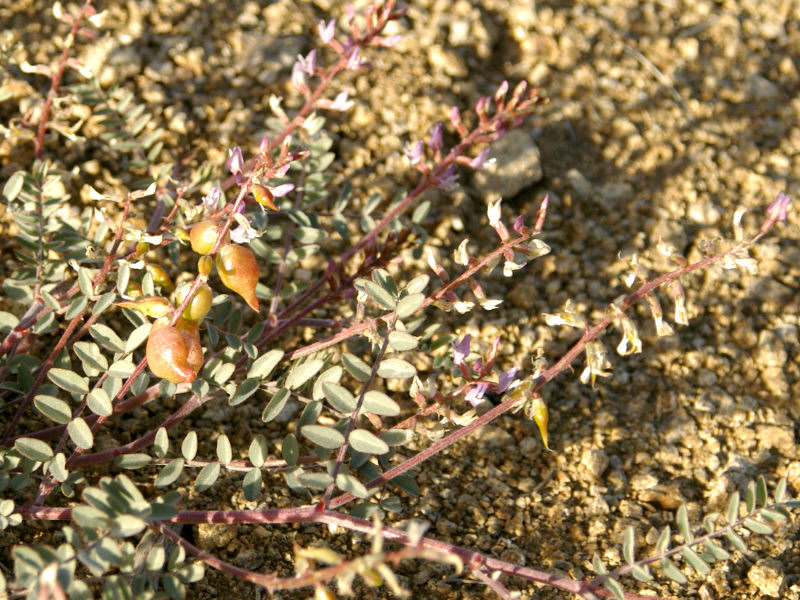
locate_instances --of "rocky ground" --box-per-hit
[1,0,799,598]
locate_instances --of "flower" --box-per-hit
[318,19,336,44]
[762,191,790,232]
[452,334,471,365]
[464,383,488,407]
[428,123,443,153]
[496,367,519,393]
[202,185,222,213]
[226,146,244,175]
[404,141,423,165]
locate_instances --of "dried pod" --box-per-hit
[216,244,260,311]
[146,317,204,383]
[189,220,222,255]
[175,284,213,323]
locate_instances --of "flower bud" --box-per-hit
[146,317,203,383]
[189,220,222,255]
[215,244,260,311]
[175,284,213,323]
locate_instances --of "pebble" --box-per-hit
[472,129,543,201]
[748,74,781,101]
[748,559,785,597]
[566,168,592,198]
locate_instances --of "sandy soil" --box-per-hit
[1,1,799,599]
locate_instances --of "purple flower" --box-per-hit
[346,46,363,70]
[329,90,354,111]
[291,62,309,94]
[318,19,336,44]
[428,123,443,153]
[404,141,424,166]
[226,146,244,175]
[437,165,459,191]
[496,367,519,393]
[450,106,461,127]
[469,148,490,170]
[259,136,270,155]
[295,50,316,76]
[767,192,790,222]
[452,334,471,365]
[202,186,222,213]
[464,383,488,407]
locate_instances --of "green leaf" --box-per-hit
[242,468,262,501]
[285,358,324,390]
[703,540,730,560]
[89,323,126,353]
[65,296,88,320]
[349,429,389,455]
[247,349,283,379]
[404,274,429,294]
[755,475,768,507]
[248,435,268,468]
[380,429,413,446]
[682,546,710,574]
[47,368,89,395]
[67,418,94,449]
[216,435,232,465]
[115,454,152,469]
[660,558,687,584]
[622,526,635,564]
[322,382,356,414]
[146,546,166,572]
[759,507,788,523]
[656,525,671,553]
[153,427,169,458]
[2,171,24,201]
[93,292,117,316]
[262,388,291,422]
[108,358,136,378]
[727,491,740,524]
[86,388,113,417]
[125,323,151,353]
[181,432,198,461]
[111,515,146,538]
[296,471,333,490]
[302,425,345,449]
[34,394,72,424]
[743,517,772,535]
[387,330,418,351]
[342,353,371,382]
[359,280,396,310]
[163,573,185,600]
[48,453,69,482]
[376,358,415,379]
[390,474,419,497]
[78,268,95,297]
[676,504,693,542]
[74,341,108,373]
[604,577,625,600]
[15,437,54,462]
[725,529,750,554]
[336,473,369,499]
[775,477,787,503]
[395,293,425,319]
[72,505,110,530]
[282,434,299,466]
[745,480,756,512]
[229,377,260,406]
[631,565,652,582]
[155,459,184,487]
[117,262,131,295]
[362,390,400,416]
[313,365,343,401]
[194,462,220,492]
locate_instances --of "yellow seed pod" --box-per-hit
[146,264,174,291]
[175,283,213,323]
[175,227,190,243]
[197,255,212,277]
[135,241,149,258]
[116,296,173,318]
[253,184,277,210]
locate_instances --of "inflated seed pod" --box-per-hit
[146,317,204,383]
[215,244,260,311]
[189,220,222,255]
[174,284,213,323]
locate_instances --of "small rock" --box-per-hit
[427,46,468,77]
[580,449,609,479]
[748,74,781,101]
[472,129,543,201]
[748,558,785,597]
[566,168,592,198]
[756,425,795,454]
[687,200,721,225]
[597,182,633,206]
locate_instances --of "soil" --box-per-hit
[1,1,799,599]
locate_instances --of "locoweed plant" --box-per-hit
[0,1,795,599]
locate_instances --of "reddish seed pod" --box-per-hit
[146,317,204,383]
[216,244,260,311]
[189,220,221,255]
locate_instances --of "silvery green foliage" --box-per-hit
[0,2,794,599]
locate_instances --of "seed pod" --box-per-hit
[189,220,222,255]
[116,296,172,318]
[216,244,260,311]
[146,264,174,291]
[253,184,277,210]
[174,284,213,323]
[146,317,204,383]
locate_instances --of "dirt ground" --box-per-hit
[1,0,799,599]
